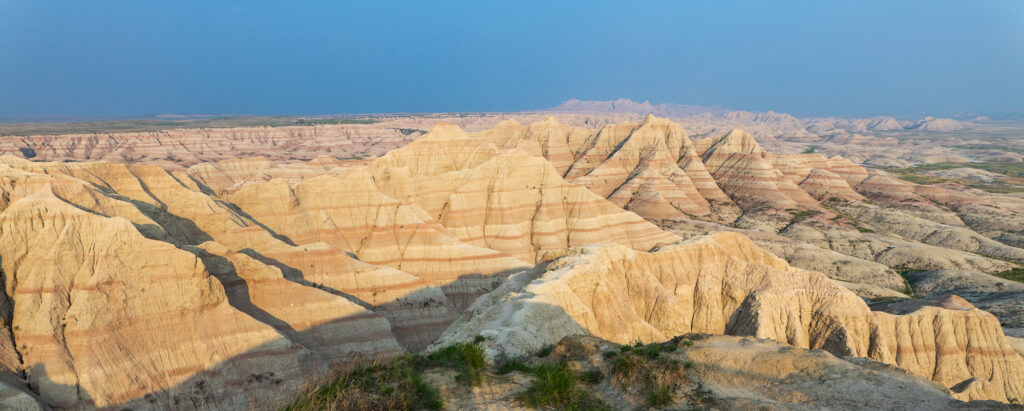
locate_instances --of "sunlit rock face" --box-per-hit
[0,121,683,408]
[0,115,1022,408]
[437,232,1024,404]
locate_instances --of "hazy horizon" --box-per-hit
[2,1,1022,119]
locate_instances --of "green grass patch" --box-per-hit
[609,339,692,378]
[879,162,1024,194]
[634,342,678,359]
[994,267,1024,283]
[613,354,640,378]
[516,363,610,410]
[788,209,822,224]
[282,355,443,411]
[535,344,555,358]
[601,338,698,408]
[647,384,675,407]
[672,336,695,348]
[956,144,1024,154]
[901,161,1024,177]
[422,341,486,386]
[282,339,488,410]
[895,267,925,297]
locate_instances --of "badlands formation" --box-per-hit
[0,113,1022,409]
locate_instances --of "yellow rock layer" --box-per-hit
[441,232,1024,404]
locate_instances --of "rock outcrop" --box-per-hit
[366,124,680,262]
[2,114,1023,409]
[4,156,457,350]
[912,117,965,132]
[680,335,1006,410]
[403,334,1007,410]
[0,122,691,408]
[698,129,821,211]
[0,160,408,408]
[476,115,737,222]
[0,190,366,408]
[438,232,1024,404]
[185,155,358,194]
[224,168,531,312]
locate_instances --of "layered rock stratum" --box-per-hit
[0,114,1022,409]
[0,122,680,408]
[437,232,1024,404]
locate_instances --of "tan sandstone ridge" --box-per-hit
[1,116,1022,408]
[220,123,682,263]
[0,161,411,408]
[0,159,409,409]
[2,155,457,349]
[474,115,738,222]
[0,122,685,408]
[169,119,1023,289]
[362,123,680,262]
[468,117,1024,286]
[472,115,881,225]
[185,155,361,194]
[437,232,1024,404]
[223,169,530,312]
[0,124,418,166]
[222,124,679,306]
[113,120,1024,280]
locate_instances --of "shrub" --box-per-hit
[536,344,555,358]
[647,384,674,407]
[613,354,639,378]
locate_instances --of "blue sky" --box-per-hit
[1,1,1022,118]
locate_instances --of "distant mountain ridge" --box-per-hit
[542,98,733,117]
[539,98,972,133]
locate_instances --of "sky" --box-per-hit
[1,1,1022,118]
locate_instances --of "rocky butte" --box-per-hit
[0,115,1022,409]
